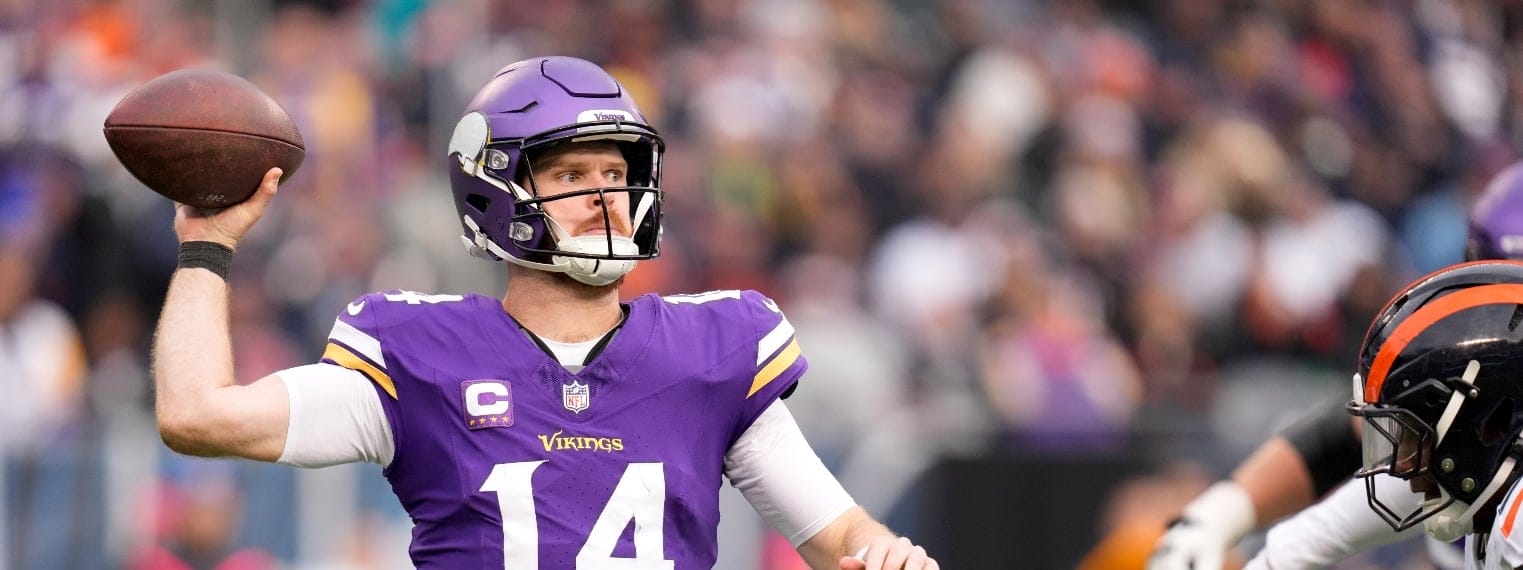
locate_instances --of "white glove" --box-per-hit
[1149,481,1256,570]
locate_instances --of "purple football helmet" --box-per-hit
[447,56,663,285]
[1467,162,1523,262]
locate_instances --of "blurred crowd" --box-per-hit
[3,0,1521,568]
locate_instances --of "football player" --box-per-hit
[1149,161,1523,569]
[1348,259,1523,569]
[152,56,937,570]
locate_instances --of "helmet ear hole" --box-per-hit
[1480,396,1517,446]
[466,194,491,213]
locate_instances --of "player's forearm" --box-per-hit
[1233,436,1316,525]
[152,266,239,455]
[798,506,887,568]
[838,508,894,558]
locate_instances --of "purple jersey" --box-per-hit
[317,289,805,569]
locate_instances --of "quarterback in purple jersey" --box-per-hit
[152,56,938,569]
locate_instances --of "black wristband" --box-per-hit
[178,241,234,280]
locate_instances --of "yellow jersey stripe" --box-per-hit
[749,338,800,398]
[323,343,398,400]
[756,317,796,366]
[330,319,386,367]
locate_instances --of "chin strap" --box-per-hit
[1426,455,1518,542]
[555,235,638,286]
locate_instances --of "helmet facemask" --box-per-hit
[1350,359,1522,541]
[1349,383,1457,536]
[449,110,665,286]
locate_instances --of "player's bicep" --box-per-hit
[275,363,395,468]
[193,372,293,462]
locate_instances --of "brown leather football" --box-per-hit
[103,69,304,208]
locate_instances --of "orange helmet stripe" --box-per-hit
[1364,283,1523,403]
[1359,261,1502,352]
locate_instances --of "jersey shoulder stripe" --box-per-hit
[744,291,804,399]
[653,289,807,399]
[750,338,800,398]
[329,318,387,367]
[322,342,397,399]
[323,293,397,400]
[756,313,796,366]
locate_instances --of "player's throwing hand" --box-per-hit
[173,167,283,250]
[840,536,940,570]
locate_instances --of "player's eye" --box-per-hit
[605,170,623,184]
[556,172,581,185]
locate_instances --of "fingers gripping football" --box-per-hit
[173,167,283,249]
[839,536,939,570]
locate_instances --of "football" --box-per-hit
[104,68,304,208]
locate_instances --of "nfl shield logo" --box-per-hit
[562,381,590,413]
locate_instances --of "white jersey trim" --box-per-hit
[725,400,856,546]
[275,363,395,468]
[756,318,796,366]
[329,318,386,367]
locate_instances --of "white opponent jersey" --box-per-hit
[1473,478,1523,569]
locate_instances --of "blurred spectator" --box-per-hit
[0,244,89,569]
[1,0,1520,567]
[126,466,276,570]
[976,223,1142,454]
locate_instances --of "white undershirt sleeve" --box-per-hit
[1245,473,1423,569]
[725,400,856,547]
[275,363,396,468]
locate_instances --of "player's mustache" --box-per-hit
[576,218,632,237]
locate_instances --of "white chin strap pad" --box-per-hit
[1423,497,1474,542]
[554,235,639,286]
[1423,455,1519,542]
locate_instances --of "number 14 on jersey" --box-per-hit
[480,461,674,569]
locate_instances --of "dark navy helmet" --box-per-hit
[1349,260,1523,541]
[447,56,663,285]
[1466,162,1523,261]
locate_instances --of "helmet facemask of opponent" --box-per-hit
[1348,262,1523,542]
[1349,363,1518,541]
